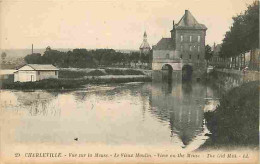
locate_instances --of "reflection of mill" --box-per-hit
[16,92,59,116]
[150,81,206,148]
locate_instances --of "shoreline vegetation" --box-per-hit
[1,68,152,90]
[59,68,147,78]
[199,71,259,150]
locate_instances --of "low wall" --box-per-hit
[216,68,259,82]
[209,69,259,91]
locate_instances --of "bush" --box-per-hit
[1,79,84,89]
[204,81,259,146]
[86,70,106,76]
[1,76,151,90]
[105,68,144,75]
[59,70,88,78]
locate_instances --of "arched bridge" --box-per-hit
[152,59,206,82]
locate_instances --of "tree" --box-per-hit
[205,45,213,61]
[24,53,42,64]
[22,47,137,68]
[46,46,51,52]
[1,52,7,63]
[219,1,259,58]
[140,53,146,64]
[129,52,140,67]
[43,49,65,66]
[93,49,103,66]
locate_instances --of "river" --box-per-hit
[0,81,221,152]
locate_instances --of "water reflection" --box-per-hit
[1,91,60,116]
[149,81,212,148]
[1,82,220,150]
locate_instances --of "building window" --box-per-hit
[190,36,192,42]
[198,54,200,59]
[55,71,58,75]
[189,46,192,51]
[198,36,201,42]
[198,46,200,52]
[181,45,183,52]
[189,54,191,59]
[166,54,169,59]
[180,54,182,59]
[181,35,183,42]
[38,71,40,75]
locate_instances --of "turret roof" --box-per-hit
[175,10,207,30]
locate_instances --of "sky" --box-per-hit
[0,0,256,50]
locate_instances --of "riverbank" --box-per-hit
[58,68,150,78]
[199,81,259,150]
[202,68,259,91]
[1,75,151,90]
[0,68,152,90]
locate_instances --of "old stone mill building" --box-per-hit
[152,10,207,81]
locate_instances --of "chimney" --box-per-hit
[185,10,188,15]
[184,10,188,24]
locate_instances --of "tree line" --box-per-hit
[24,46,152,68]
[219,1,259,58]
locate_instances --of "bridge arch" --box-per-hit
[182,65,193,81]
[162,64,173,82]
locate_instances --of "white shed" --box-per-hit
[14,64,59,82]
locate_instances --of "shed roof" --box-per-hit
[18,64,59,71]
[152,38,175,50]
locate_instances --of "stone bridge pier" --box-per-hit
[152,61,206,82]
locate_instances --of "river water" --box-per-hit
[0,81,221,152]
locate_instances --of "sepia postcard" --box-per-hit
[0,0,259,163]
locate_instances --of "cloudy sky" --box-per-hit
[0,0,255,50]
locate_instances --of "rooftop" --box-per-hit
[174,10,207,30]
[152,38,175,50]
[140,42,151,49]
[18,64,59,71]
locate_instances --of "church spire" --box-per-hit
[139,31,151,54]
[143,31,147,42]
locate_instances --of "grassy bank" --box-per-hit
[58,68,145,78]
[1,76,151,90]
[201,81,259,149]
